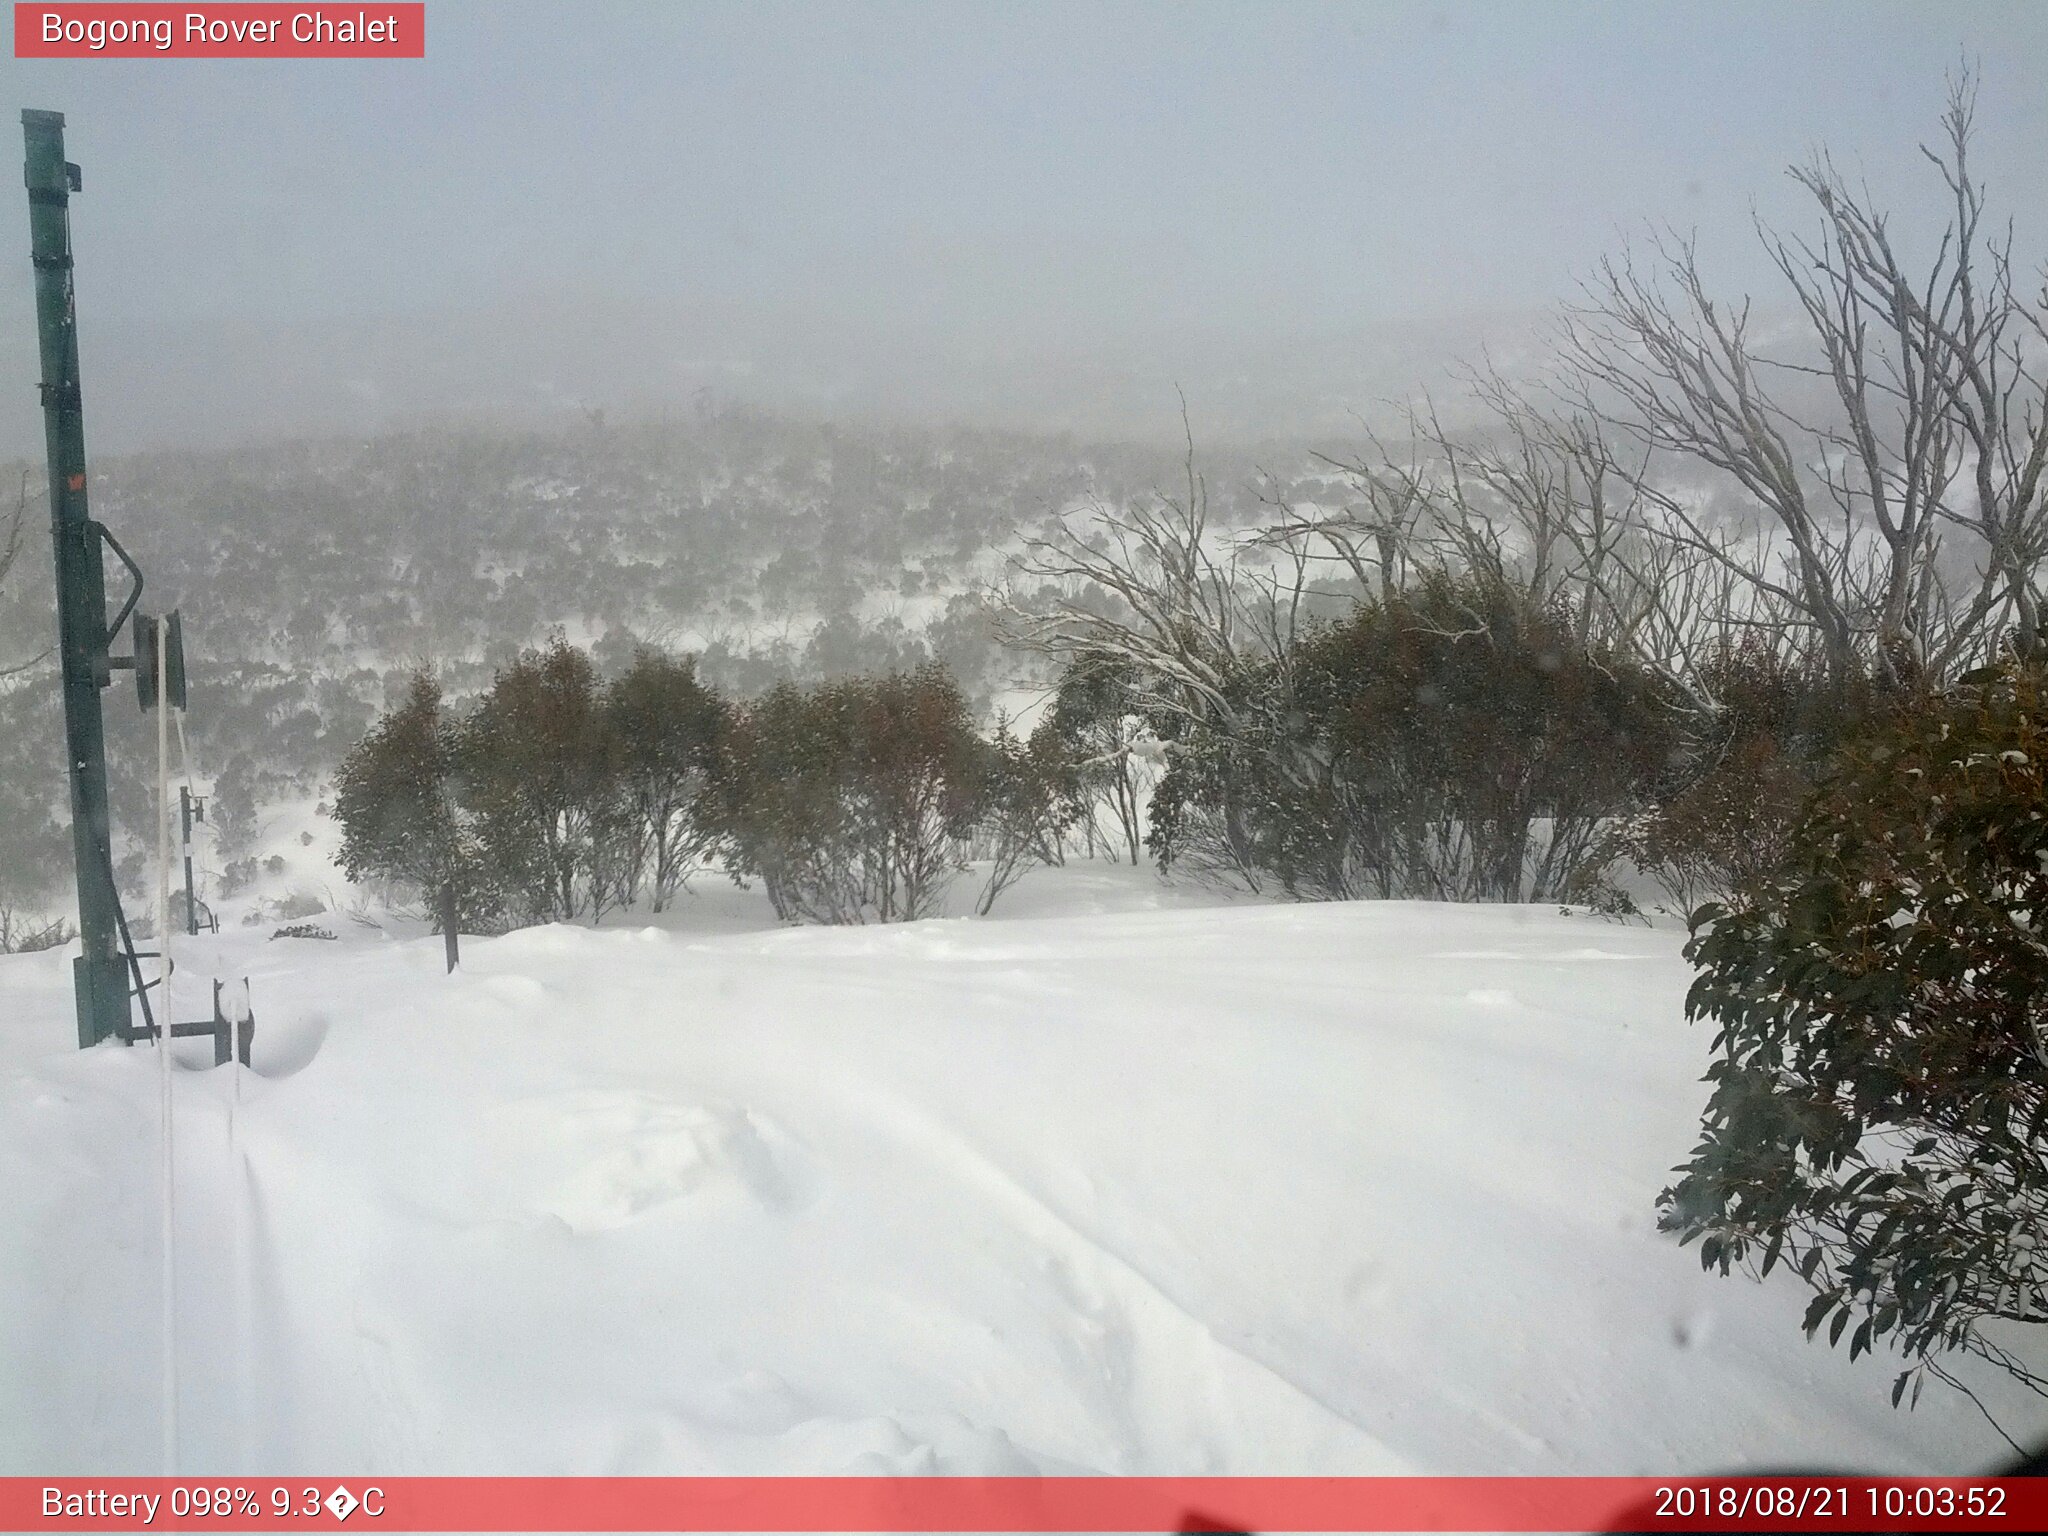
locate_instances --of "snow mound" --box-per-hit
[459,1092,815,1234]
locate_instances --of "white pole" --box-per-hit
[156,616,177,1474]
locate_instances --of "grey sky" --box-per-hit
[4,0,2046,450]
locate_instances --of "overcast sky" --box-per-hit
[4,0,2046,450]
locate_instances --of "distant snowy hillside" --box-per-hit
[4,866,2044,1478]
[0,410,1328,917]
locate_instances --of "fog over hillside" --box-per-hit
[0,295,1546,458]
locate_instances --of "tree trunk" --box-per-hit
[440,878,460,973]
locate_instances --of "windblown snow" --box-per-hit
[4,866,2045,1478]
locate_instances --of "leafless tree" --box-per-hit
[2,470,51,682]
[0,900,73,955]
[1562,71,2048,686]
[1256,376,1768,717]
[992,409,1326,888]
[995,408,1310,738]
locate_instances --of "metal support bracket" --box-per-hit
[116,978,254,1068]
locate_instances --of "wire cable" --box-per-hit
[155,616,177,1475]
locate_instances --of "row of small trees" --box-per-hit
[334,641,713,955]
[333,639,1081,954]
[706,667,1068,924]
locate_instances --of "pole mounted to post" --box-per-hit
[22,111,249,1065]
[180,786,201,936]
[23,108,128,1049]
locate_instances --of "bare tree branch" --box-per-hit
[1560,67,2046,685]
[1,470,53,682]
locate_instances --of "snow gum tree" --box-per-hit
[1147,571,1676,901]
[332,671,492,969]
[1564,72,2048,688]
[1581,642,1887,914]
[604,648,729,913]
[1038,651,1151,864]
[704,664,998,924]
[967,714,1075,915]
[460,634,618,924]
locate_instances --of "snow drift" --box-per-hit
[3,866,2044,1478]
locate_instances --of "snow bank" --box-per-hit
[4,866,2044,1477]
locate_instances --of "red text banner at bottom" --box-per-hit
[7,1477,2041,1533]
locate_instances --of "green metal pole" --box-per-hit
[23,109,128,1049]
[181,785,197,936]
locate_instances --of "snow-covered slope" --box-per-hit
[3,866,2044,1478]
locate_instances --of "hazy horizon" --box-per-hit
[5,0,2047,454]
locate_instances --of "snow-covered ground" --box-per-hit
[3,864,2045,1480]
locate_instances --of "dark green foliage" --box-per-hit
[1587,643,1884,913]
[334,643,1056,931]
[337,641,722,932]
[1149,575,1676,901]
[1661,662,2048,1400]
[704,664,988,923]
[1038,652,1148,863]
[459,635,614,924]
[603,648,729,912]
[968,715,1077,914]
[332,671,497,939]
[703,678,848,922]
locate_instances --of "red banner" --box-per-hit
[13,5,424,57]
[1,1476,2039,1532]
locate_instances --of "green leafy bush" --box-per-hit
[336,646,1056,931]
[460,635,614,923]
[1662,662,2048,1405]
[966,715,1075,913]
[603,648,730,912]
[1038,651,1149,863]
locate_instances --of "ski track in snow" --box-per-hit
[5,864,2048,1478]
